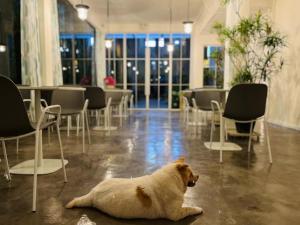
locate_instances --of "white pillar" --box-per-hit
[95,29,106,87]
[38,0,62,86]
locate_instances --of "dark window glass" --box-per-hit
[126,37,135,58]
[160,38,169,58]
[115,60,123,84]
[149,85,158,108]
[159,86,168,108]
[173,38,181,58]
[76,60,92,85]
[137,60,145,83]
[0,0,21,84]
[62,60,73,84]
[60,38,72,58]
[150,38,158,58]
[172,60,180,84]
[115,38,123,58]
[182,60,190,84]
[182,38,190,58]
[159,60,169,84]
[150,60,158,84]
[137,38,145,58]
[172,85,180,108]
[127,60,136,84]
[137,85,146,108]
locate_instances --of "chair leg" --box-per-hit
[85,111,91,144]
[81,112,85,153]
[219,117,225,163]
[56,123,67,182]
[47,127,51,145]
[209,116,215,150]
[32,131,40,212]
[248,121,254,152]
[67,116,71,137]
[76,115,80,136]
[2,140,11,181]
[16,138,19,154]
[264,121,273,164]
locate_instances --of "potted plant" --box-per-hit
[204,68,216,86]
[213,5,286,133]
[104,75,116,89]
[210,48,225,89]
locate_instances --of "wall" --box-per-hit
[267,0,300,129]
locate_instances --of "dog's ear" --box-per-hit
[174,156,185,164]
[176,163,189,186]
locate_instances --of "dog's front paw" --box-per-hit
[193,207,203,215]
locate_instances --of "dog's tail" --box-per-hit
[66,193,92,209]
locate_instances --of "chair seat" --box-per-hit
[47,109,82,116]
[0,127,35,138]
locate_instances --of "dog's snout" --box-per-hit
[194,175,199,181]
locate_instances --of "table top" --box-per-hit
[181,88,229,93]
[104,88,132,93]
[17,86,86,91]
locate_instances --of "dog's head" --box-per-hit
[175,157,199,188]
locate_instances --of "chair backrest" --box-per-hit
[193,90,226,111]
[51,89,85,111]
[106,91,124,105]
[19,88,31,110]
[0,76,33,137]
[223,83,268,121]
[84,86,106,109]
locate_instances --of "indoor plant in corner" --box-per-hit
[213,6,286,133]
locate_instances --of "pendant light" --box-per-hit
[76,0,89,21]
[167,0,174,53]
[183,0,193,34]
[105,0,113,49]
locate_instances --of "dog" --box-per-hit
[66,158,203,221]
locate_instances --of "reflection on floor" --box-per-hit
[0,111,300,225]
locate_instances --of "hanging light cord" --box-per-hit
[187,0,190,21]
[107,0,110,33]
[169,0,173,34]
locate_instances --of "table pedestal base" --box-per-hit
[9,159,68,175]
[204,142,242,151]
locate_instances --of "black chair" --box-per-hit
[50,89,90,153]
[0,76,67,211]
[84,86,110,127]
[208,83,272,163]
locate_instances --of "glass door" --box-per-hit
[125,34,146,108]
[149,34,170,109]
[105,33,191,109]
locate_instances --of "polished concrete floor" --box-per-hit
[0,111,300,225]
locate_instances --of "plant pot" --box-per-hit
[105,85,115,89]
[235,122,256,134]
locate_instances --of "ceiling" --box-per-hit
[67,0,206,26]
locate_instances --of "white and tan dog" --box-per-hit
[66,158,202,221]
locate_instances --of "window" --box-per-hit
[0,0,21,83]
[171,34,190,108]
[203,46,224,88]
[106,33,125,88]
[58,0,96,85]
